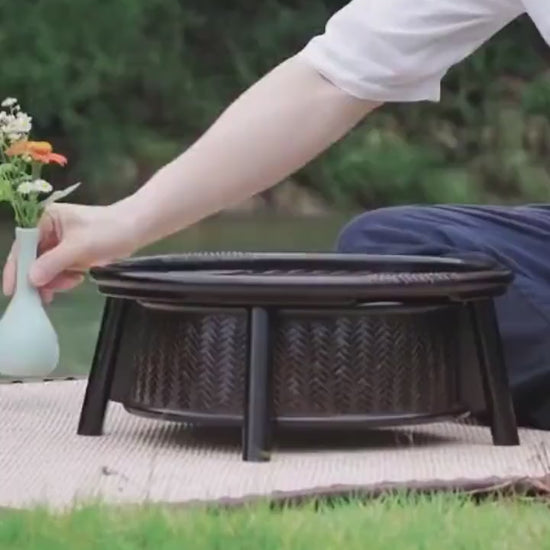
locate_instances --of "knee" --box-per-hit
[336,206,424,253]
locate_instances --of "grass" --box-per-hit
[0,494,549,550]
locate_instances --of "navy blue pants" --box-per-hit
[337,204,550,429]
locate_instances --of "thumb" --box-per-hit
[30,241,82,288]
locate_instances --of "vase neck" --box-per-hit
[15,227,39,294]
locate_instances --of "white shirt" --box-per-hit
[299,0,549,102]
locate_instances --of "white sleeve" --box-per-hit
[299,0,523,102]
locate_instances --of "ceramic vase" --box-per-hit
[0,227,59,377]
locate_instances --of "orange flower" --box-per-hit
[6,140,68,166]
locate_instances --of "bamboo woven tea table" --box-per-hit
[78,252,519,462]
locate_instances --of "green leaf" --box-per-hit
[0,177,13,203]
[40,182,81,207]
[0,164,15,177]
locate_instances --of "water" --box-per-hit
[0,213,352,377]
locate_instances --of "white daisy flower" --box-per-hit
[1,112,32,141]
[17,179,52,195]
[0,113,14,129]
[1,97,18,108]
[32,179,53,193]
[17,181,35,195]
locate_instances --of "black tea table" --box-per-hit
[78,253,519,462]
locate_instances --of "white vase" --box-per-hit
[0,227,59,377]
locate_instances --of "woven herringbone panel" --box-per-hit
[272,308,460,415]
[122,304,248,415]
[117,301,462,419]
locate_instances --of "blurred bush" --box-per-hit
[0,0,548,208]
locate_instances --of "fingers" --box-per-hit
[3,209,59,296]
[4,242,84,299]
[41,289,54,304]
[29,241,83,288]
[39,272,85,304]
[2,242,16,296]
[37,210,60,257]
[4,243,85,301]
[44,271,85,292]
[3,205,91,301]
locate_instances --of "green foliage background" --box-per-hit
[0,0,548,208]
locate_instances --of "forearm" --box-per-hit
[115,55,379,249]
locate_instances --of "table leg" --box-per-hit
[78,298,127,436]
[243,306,273,462]
[469,299,519,445]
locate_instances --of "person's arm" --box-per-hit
[3,54,377,296]
[113,56,379,249]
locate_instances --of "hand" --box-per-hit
[2,203,137,303]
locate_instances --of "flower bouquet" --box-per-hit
[0,97,80,377]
